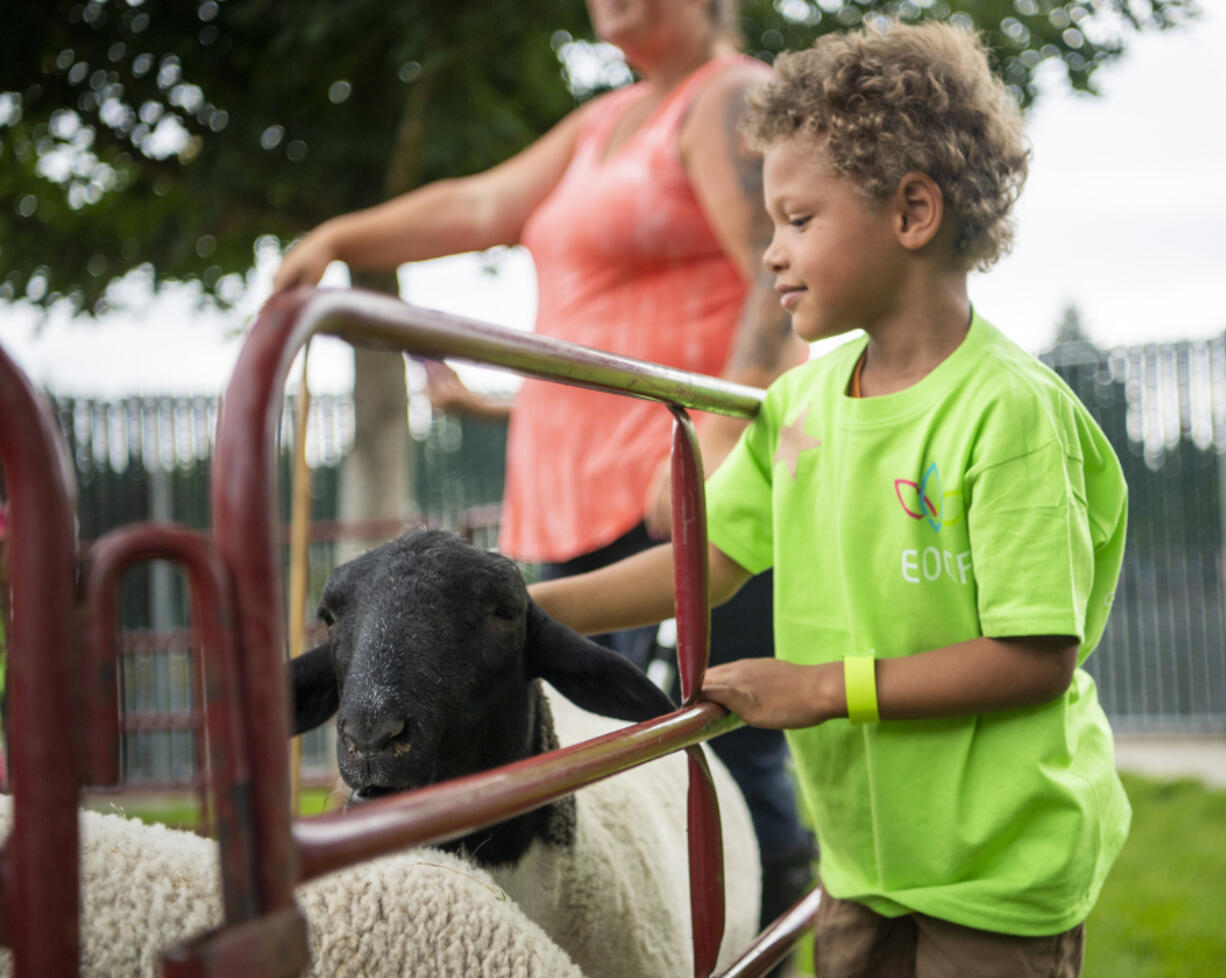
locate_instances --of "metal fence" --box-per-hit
[1045,335,1226,732]
[4,334,1223,790]
[42,391,507,786]
[1,297,781,978]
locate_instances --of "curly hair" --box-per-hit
[744,19,1029,270]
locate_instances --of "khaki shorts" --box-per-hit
[813,889,1085,978]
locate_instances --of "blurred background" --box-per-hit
[1,4,1223,972]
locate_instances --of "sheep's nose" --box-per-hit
[339,713,409,756]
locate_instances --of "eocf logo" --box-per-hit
[894,462,964,533]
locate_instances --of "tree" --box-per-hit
[0,1,590,312]
[736,1,1195,105]
[1054,302,1093,346]
[0,0,1196,527]
[1,0,587,531]
[1,0,1197,315]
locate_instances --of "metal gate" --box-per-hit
[1047,336,1226,732]
[0,290,816,978]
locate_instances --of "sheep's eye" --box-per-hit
[318,605,335,627]
[488,601,518,622]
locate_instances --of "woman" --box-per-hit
[272,0,814,932]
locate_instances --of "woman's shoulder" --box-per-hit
[710,53,773,84]
[687,54,772,114]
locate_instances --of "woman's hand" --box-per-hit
[423,360,477,413]
[422,360,513,420]
[701,659,844,729]
[271,226,341,293]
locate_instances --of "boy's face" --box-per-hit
[761,136,902,343]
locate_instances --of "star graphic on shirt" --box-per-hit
[774,406,822,481]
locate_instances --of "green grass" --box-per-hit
[85,786,338,830]
[1083,773,1226,978]
[89,774,1226,977]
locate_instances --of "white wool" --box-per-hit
[297,849,581,977]
[490,687,760,978]
[0,692,759,978]
[0,794,582,978]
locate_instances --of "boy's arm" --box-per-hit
[702,635,1078,729]
[528,543,753,636]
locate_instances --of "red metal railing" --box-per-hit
[197,285,772,976]
[0,342,83,976]
[83,523,260,920]
[78,506,501,800]
[1,288,821,978]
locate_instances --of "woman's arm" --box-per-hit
[701,635,1080,729]
[272,107,586,292]
[682,64,808,387]
[644,66,807,535]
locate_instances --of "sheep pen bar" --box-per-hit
[0,287,824,978]
[293,700,742,881]
[0,337,81,977]
[215,286,815,978]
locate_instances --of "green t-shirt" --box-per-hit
[706,312,1131,936]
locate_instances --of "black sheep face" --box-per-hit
[296,531,533,802]
[290,530,675,808]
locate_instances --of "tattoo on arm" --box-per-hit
[723,87,771,250]
[721,85,795,376]
[728,275,795,374]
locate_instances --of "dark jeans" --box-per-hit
[539,523,813,866]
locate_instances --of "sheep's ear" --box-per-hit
[523,602,675,722]
[289,641,339,735]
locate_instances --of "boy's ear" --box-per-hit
[288,641,339,735]
[523,602,676,722]
[894,172,944,251]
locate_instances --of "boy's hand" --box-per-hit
[701,659,844,729]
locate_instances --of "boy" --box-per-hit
[531,19,1129,978]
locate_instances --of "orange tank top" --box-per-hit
[502,55,768,562]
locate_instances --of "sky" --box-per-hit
[2,7,1224,399]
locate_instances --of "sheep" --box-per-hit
[0,794,584,978]
[290,529,761,978]
[0,530,758,977]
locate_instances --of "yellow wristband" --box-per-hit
[844,656,879,725]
